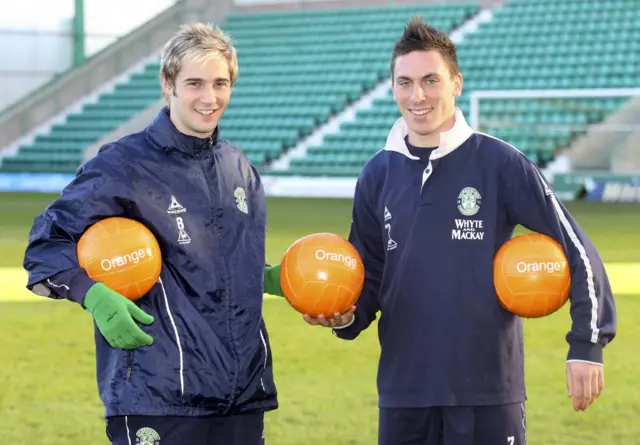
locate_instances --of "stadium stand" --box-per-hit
[0,0,636,178]
[0,2,479,174]
[278,0,638,177]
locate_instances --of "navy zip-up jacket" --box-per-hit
[334,108,617,408]
[23,107,278,418]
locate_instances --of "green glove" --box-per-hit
[84,282,155,350]
[264,264,284,297]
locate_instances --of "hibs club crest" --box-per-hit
[136,427,161,445]
[457,187,482,216]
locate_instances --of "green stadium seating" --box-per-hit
[0,2,479,174]
[3,0,635,177]
[279,0,638,177]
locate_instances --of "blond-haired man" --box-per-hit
[23,23,282,444]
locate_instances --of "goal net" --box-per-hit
[468,88,640,174]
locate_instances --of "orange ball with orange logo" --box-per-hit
[280,233,364,318]
[77,217,162,301]
[494,233,571,318]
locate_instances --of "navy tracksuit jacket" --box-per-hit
[334,107,617,409]
[23,108,278,419]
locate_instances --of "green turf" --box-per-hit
[0,192,638,444]
[3,192,640,267]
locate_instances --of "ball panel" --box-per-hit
[282,240,310,307]
[286,280,328,317]
[335,284,359,312]
[314,281,341,317]
[281,240,307,306]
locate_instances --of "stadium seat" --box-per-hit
[278,0,638,177]
[0,2,479,174]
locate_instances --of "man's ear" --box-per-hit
[161,73,174,97]
[454,72,463,97]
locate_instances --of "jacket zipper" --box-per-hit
[198,145,241,403]
[126,351,134,381]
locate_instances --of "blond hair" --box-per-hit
[160,23,239,90]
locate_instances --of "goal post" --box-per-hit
[469,88,640,131]
[467,88,640,175]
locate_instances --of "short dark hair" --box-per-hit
[390,16,460,78]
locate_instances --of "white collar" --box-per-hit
[383,107,474,161]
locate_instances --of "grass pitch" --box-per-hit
[0,192,639,444]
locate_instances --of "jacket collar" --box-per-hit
[146,106,219,156]
[383,107,474,160]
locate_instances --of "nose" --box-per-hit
[200,85,215,104]
[411,85,426,103]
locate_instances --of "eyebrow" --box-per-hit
[183,77,230,83]
[396,73,441,81]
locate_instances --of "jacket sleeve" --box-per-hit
[333,172,384,340]
[23,156,126,306]
[502,152,616,365]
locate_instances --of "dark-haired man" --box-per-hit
[304,16,617,445]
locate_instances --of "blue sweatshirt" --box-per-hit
[334,107,617,408]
